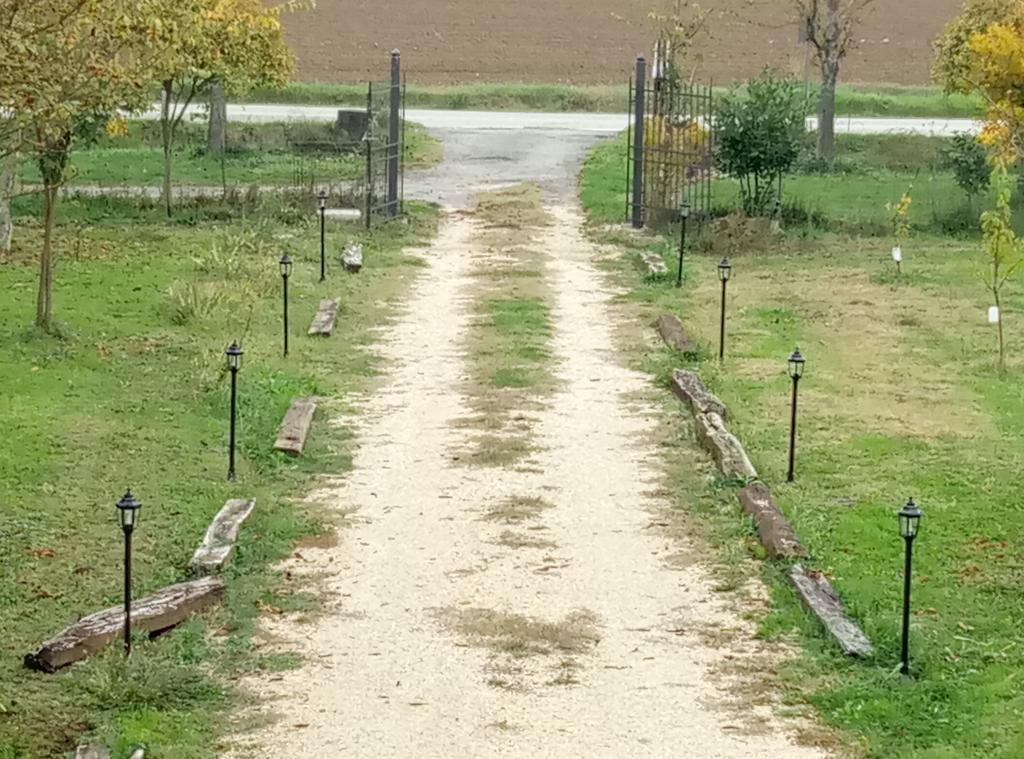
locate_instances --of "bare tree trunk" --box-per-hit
[207,80,228,155]
[0,155,14,258]
[36,182,57,331]
[817,57,839,166]
[161,80,175,218]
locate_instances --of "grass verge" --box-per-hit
[458,184,555,467]
[246,81,985,119]
[580,132,1024,758]
[16,120,440,189]
[0,197,437,757]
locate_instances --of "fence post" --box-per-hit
[631,56,646,229]
[387,49,401,217]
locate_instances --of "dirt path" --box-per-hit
[226,195,828,757]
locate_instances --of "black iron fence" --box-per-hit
[361,57,406,228]
[626,56,714,229]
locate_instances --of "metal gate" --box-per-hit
[363,50,406,228]
[625,56,713,229]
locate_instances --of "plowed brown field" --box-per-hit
[283,0,962,86]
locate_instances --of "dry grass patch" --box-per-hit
[494,530,557,550]
[458,185,557,468]
[481,495,555,524]
[440,607,600,659]
[474,183,551,233]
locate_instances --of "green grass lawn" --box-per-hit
[247,81,985,119]
[582,132,1016,238]
[0,196,437,757]
[18,120,440,189]
[581,133,1024,758]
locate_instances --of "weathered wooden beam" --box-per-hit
[188,498,257,575]
[654,314,697,354]
[75,745,109,759]
[24,577,225,673]
[789,564,874,658]
[342,243,363,273]
[738,481,808,560]
[671,369,727,420]
[308,297,341,336]
[692,411,757,480]
[639,251,668,277]
[274,397,318,457]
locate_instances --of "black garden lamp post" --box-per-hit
[226,342,244,481]
[116,489,141,655]
[786,348,805,482]
[718,258,732,360]
[676,200,691,288]
[279,254,293,357]
[318,190,328,282]
[899,497,923,677]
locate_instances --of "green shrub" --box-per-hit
[714,70,808,216]
[943,132,993,201]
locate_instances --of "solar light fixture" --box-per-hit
[898,497,923,677]
[718,258,732,360]
[787,348,805,481]
[225,342,244,481]
[116,489,141,655]
[279,254,293,357]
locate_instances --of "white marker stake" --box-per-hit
[891,246,903,263]
[989,306,1000,324]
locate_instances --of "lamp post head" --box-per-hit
[718,257,732,282]
[788,348,805,380]
[318,190,328,210]
[899,497,922,539]
[279,254,293,279]
[680,200,691,220]
[116,489,141,531]
[225,341,244,372]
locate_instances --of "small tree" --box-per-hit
[648,1,711,86]
[981,169,1024,372]
[943,132,993,205]
[0,0,160,330]
[150,0,294,216]
[886,188,912,268]
[794,0,874,166]
[714,71,807,216]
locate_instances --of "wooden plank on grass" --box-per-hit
[738,481,808,560]
[671,369,727,419]
[274,397,318,457]
[342,243,363,273]
[655,314,696,354]
[639,251,668,277]
[25,577,225,673]
[789,564,874,657]
[308,297,341,336]
[188,498,257,575]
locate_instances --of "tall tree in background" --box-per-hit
[0,0,160,330]
[150,0,294,216]
[793,0,874,166]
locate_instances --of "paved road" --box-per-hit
[142,102,980,136]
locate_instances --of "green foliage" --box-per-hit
[714,70,808,215]
[944,132,994,201]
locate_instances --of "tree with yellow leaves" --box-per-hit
[0,0,165,330]
[148,0,295,216]
[934,0,1024,163]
